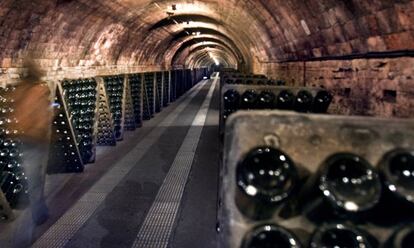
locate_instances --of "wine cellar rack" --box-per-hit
[123,76,137,131]
[219,84,331,137]
[163,71,170,107]
[176,70,184,98]
[219,110,414,247]
[47,84,84,173]
[143,72,155,120]
[103,76,125,141]
[155,72,163,113]
[61,79,98,163]
[96,79,117,146]
[170,70,177,102]
[0,87,28,221]
[129,74,143,127]
[0,68,204,226]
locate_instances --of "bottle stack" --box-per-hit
[219,110,414,248]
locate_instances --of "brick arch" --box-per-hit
[142,25,252,69]
[170,39,243,66]
[162,33,251,70]
[0,0,413,84]
[173,44,238,67]
[185,48,236,68]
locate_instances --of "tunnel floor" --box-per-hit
[10,76,219,248]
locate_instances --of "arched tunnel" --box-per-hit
[0,0,414,247]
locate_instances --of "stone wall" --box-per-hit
[263,57,414,118]
[0,64,164,87]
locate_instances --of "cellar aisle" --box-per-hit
[30,75,220,248]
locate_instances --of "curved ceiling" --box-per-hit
[0,0,412,74]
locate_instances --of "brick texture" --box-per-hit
[0,0,413,118]
[263,57,414,118]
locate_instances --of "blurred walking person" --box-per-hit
[2,60,53,247]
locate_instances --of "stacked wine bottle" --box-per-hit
[0,87,29,209]
[219,86,332,139]
[163,71,170,107]
[96,79,116,146]
[155,72,163,113]
[61,79,97,163]
[185,69,192,90]
[143,73,155,120]
[234,147,414,248]
[220,111,414,248]
[170,70,177,102]
[48,87,84,173]
[123,79,136,131]
[104,76,124,140]
[174,70,182,98]
[129,74,143,127]
[222,87,332,121]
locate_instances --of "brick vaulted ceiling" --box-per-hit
[0,0,413,72]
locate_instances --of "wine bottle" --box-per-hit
[240,90,258,110]
[296,153,382,222]
[241,224,303,248]
[223,89,240,111]
[371,149,414,224]
[379,149,414,204]
[277,90,295,110]
[309,223,377,248]
[313,90,332,113]
[235,79,243,84]
[276,80,286,86]
[384,223,414,248]
[257,90,276,109]
[294,90,313,113]
[235,146,299,220]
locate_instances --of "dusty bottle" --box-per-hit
[235,146,299,220]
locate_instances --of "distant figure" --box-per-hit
[5,60,53,247]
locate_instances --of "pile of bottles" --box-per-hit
[49,90,84,173]
[123,82,136,132]
[143,73,155,120]
[0,87,29,209]
[223,88,332,122]
[129,74,143,127]
[232,146,414,247]
[62,79,97,163]
[104,76,124,140]
[155,72,163,113]
[175,70,184,98]
[170,70,177,102]
[163,71,170,107]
